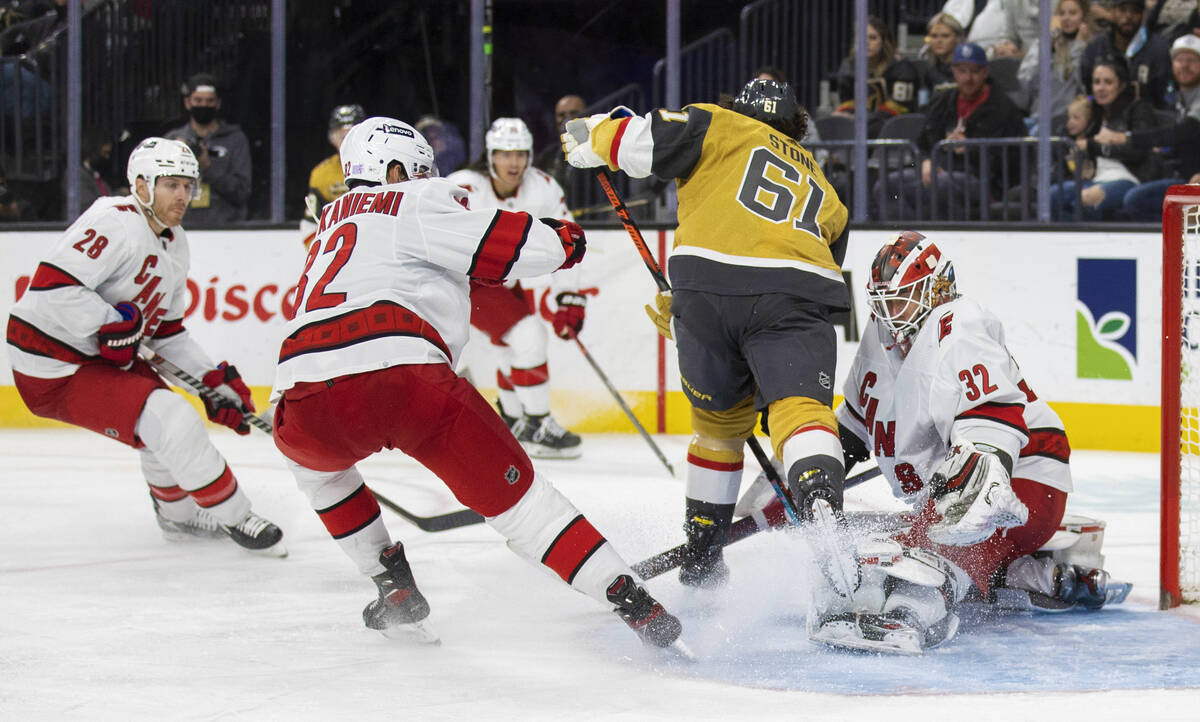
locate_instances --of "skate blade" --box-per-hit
[660,637,696,661]
[809,499,859,599]
[809,621,923,656]
[242,541,288,558]
[380,619,441,645]
[1105,581,1132,606]
[524,445,583,460]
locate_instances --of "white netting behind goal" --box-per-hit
[1180,200,1200,603]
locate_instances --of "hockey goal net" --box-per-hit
[1163,184,1200,608]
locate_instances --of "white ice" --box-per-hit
[3,429,1199,720]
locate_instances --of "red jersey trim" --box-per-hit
[608,117,632,165]
[468,210,533,281]
[279,301,451,364]
[152,318,185,339]
[1020,427,1071,464]
[6,314,95,364]
[955,402,1028,436]
[29,262,84,291]
[316,483,382,539]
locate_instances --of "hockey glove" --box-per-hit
[561,106,634,169]
[643,292,673,340]
[927,439,1029,546]
[552,291,587,339]
[542,218,586,270]
[200,362,255,435]
[97,302,144,367]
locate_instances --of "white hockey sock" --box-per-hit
[781,426,845,484]
[135,390,250,525]
[501,315,551,417]
[495,370,523,418]
[287,460,393,576]
[487,473,630,604]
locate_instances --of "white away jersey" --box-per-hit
[445,167,570,220]
[836,296,1071,507]
[271,177,571,399]
[7,195,213,380]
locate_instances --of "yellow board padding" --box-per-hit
[0,385,1163,452]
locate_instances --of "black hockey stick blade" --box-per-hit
[631,463,882,580]
[373,492,484,532]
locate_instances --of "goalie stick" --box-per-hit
[632,464,882,579]
[139,349,485,533]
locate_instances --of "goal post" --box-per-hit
[1162,184,1200,609]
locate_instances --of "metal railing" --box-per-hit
[0,41,60,181]
[651,28,737,108]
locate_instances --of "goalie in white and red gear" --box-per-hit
[446,116,585,459]
[5,137,285,556]
[818,232,1079,652]
[270,117,682,649]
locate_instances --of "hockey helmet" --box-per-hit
[866,231,958,347]
[732,79,800,125]
[340,117,436,185]
[485,117,533,179]
[126,137,200,211]
[328,104,365,130]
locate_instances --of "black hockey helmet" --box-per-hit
[329,104,366,130]
[732,79,799,125]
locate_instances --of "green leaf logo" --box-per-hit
[1076,304,1133,380]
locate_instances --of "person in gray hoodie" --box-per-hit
[166,73,252,226]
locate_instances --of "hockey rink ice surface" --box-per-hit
[4,429,1200,720]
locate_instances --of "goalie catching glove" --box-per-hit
[643,292,673,340]
[201,362,255,435]
[927,439,1028,546]
[561,106,634,169]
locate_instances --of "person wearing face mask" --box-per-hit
[77,130,121,209]
[165,72,252,226]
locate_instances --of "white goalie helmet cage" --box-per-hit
[340,117,437,186]
[485,117,533,179]
[126,137,200,209]
[866,231,958,346]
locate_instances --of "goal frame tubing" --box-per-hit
[1161,184,1200,608]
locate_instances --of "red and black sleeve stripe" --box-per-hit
[5,314,94,364]
[1020,427,1071,464]
[152,318,185,339]
[956,402,1028,436]
[467,210,533,281]
[29,263,84,291]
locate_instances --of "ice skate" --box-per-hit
[151,495,225,542]
[516,413,582,459]
[1001,555,1130,612]
[677,502,732,589]
[223,511,287,558]
[363,542,438,644]
[496,401,520,433]
[606,574,688,655]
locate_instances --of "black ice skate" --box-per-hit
[496,401,520,433]
[223,511,287,557]
[678,501,733,589]
[363,542,438,643]
[151,495,225,542]
[516,413,582,460]
[606,574,685,651]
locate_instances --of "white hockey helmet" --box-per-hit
[125,137,200,212]
[866,231,958,348]
[484,117,533,179]
[340,116,436,186]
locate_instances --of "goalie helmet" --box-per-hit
[866,231,958,347]
[732,79,799,125]
[485,117,533,180]
[125,137,200,212]
[340,117,436,186]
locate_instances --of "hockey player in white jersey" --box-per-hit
[810,231,1111,654]
[270,117,683,649]
[446,117,585,459]
[5,137,285,556]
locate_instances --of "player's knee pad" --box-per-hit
[136,389,226,485]
[501,314,549,370]
[690,396,756,443]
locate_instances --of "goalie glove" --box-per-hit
[926,439,1029,546]
[643,292,673,340]
[561,106,634,169]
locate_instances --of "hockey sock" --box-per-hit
[288,460,393,576]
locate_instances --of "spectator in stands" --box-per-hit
[1079,0,1173,107]
[299,104,364,249]
[878,42,1027,220]
[77,129,117,209]
[0,163,23,221]
[415,114,467,176]
[919,12,967,97]
[941,0,1025,58]
[1120,33,1200,220]
[0,0,64,56]
[1019,0,1092,130]
[535,93,588,211]
[831,15,923,137]
[1051,56,1160,219]
[165,72,252,226]
[1144,0,1199,40]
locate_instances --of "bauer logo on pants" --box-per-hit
[1076,258,1136,380]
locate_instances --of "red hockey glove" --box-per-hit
[97,302,143,366]
[553,291,587,339]
[201,362,255,435]
[542,218,586,270]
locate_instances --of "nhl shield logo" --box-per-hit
[104,428,120,439]
[504,465,521,485]
[818,371,832,389]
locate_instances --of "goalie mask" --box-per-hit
[125,137,200,217]
[340,117,436,186]
[485,117,533,180]
[866,231,958,347]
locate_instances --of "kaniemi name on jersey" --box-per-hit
[317,189,404,233]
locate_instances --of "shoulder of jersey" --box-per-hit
[83,196,145,231]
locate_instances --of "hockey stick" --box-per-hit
[632,464,883,580]
[139,349,484,533]
[571,333,675,477]
[569,193,652,219]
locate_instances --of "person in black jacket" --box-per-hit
[1079,0,1172,107]
[876,42,1027,220]
[830,15,924,137]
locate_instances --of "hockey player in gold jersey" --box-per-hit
[564,79,849,588]
[300,104,365,249]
